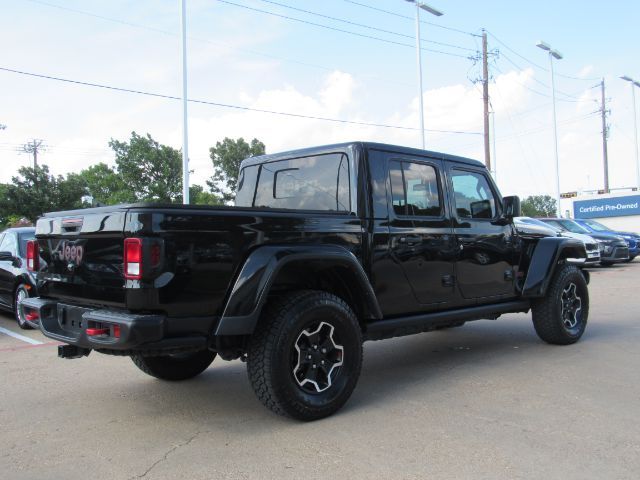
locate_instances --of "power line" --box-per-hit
[22,0,416,89]
[0,66,482,135]
[214,0,470,58]
[486,31,600,81]
[256,0,477,52]
[342,0,480,37]
[493,64,583,103]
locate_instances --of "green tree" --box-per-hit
[207,137,265,202]
[0,165,86,223]
[77,162,134,205]
[521,195,557,217]
[188,184,223,206]
[109,132,182,203]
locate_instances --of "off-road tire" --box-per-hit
[247,290,363,421]
[14,284,33,330]
[130,349,216,381]
[531,264,589,345]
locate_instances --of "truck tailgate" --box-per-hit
[36,209,127,307]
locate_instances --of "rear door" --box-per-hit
[446,164,517,300]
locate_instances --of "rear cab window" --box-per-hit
[388,160,443,217]
[236,153,351,212]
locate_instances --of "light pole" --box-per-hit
[537,41,563,216]
[404,0,443,150]
[180,0,190,204]
[621,75,640,190]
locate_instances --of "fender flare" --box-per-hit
[214,245,382,335]
[521,237,587,298]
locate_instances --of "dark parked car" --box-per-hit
[538,218,629,266]
[573,218,640,262]
[24,142,590,420]
[0,227,38,328]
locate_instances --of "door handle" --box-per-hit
[399,235,421,245]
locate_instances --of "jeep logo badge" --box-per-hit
[56,241,84,267]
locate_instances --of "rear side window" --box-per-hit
[18,232,35,257]
[235,165,259,207]
[253,153,350,211]
[0,233,17,256]
[451,170,497,219]
[389,160,442,217]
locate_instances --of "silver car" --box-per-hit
[514,217,601,265]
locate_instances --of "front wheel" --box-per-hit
[131,350,216,381]
[15,284,33,330]
[531,264,589,345]
[247,290,363,421]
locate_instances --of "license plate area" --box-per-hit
[57,304,91,334]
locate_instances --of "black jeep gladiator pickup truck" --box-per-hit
[22,142,590,420]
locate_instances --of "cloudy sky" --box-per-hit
[1,0,639,199]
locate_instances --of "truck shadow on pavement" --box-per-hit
[95,314,624,425]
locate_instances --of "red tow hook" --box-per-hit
[86,328,109,336]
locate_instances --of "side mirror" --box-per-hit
[0,251,14,262]
[502,196,521,220]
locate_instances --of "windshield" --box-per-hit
[18,231,35,257]
[542,219,589,234]
[520,217,560,231]
[581,219,609,232]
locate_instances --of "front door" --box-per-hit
[386,156,458,308]
[446,165,517,300]
[0,232,18,307]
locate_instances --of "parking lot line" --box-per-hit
[0,325,44,345]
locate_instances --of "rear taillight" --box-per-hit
[26,240,39,272]
[124,238,142,280]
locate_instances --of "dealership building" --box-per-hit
[559,190,640,231]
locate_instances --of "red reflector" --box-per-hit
[25,310,40,321]
[26,240,39,272]
[86,328,109,336]
[113,325,121,338]
[124,238,143,280]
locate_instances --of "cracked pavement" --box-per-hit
[1,263,639,479]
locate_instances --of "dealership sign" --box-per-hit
[574,195,640,219]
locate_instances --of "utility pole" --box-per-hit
[21,139,44,168]
[482,29,491,173]
[600,79,609,193]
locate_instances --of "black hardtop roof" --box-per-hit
[241,141,485,168]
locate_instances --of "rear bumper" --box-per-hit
[21,297,211,353]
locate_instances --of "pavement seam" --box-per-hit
[129,431,203,479]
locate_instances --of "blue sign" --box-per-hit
[574,195,640,219]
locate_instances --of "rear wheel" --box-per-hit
[531,264,588,345]
[130,350,216,381]
[14,284,33,330]
[247,290,363,421]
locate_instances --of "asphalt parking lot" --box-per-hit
[1,264,639,480]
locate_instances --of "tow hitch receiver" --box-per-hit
[58,344,91,359]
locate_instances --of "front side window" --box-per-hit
[389,160,442,217]
[451,170,497,219]
[253,153,350,211]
